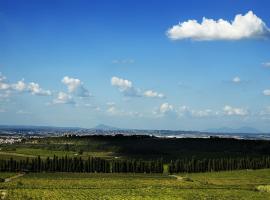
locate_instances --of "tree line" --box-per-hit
[1,156,270,174]
[0,156,163,173]
[168,156,270,173]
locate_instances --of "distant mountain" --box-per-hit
[93,124,120,131]
[205,127,262,134]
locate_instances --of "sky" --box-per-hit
[1,0,270,131]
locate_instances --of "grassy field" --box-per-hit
[0,147,116,160]
[0,173,16,180]
[0,169,270,199]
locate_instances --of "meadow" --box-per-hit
[0,169,270,199]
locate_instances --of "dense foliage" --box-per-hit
[168,156,270,173]
[1,155,270,174]
[13,135,270,161]
[0,156,164,173]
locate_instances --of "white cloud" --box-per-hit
[191,109,216,117]
[167,11,270,41]
[111,76,132,91]
[223,105,248,116]
[156,103,175,117]
[177,106,217,117]
[232,76,241,83]
[160,103,174,114]
[0,82,10,90]
[11,80,51,96]
[111,76,141,97]
[263,89,270,96]
[53,92,75,104]
[111,76,165,98]
[154,103,219,118]
[12,79,27,92]
[144,90,165,98]
[106,105,142,117]
[0,72,51,96]
[262,62,270,67]
[28,82,52,96]
[107,106,118,115]
[62,76,91,97]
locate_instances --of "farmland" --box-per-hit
[0,169,270,199]
[0,135,270,199]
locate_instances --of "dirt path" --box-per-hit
[169,174,184,180]
[4,173,25,182]
[0,151,37,158]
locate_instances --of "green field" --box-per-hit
[0,169,270,199]
[0,147,114,160]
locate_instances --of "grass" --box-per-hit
[0,148,115,160]
[257,185,270,193]
[0,169,270,199]
[0,173,16,180]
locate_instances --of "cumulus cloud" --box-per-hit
[62,76,91,97]
[144,90,165,98]
[111,76,141,97]
[111,76,133,91]
[12,80,51,96]
[12,80,27,92]
[167,11,270,41]
[28,82,52,96]
[0,73,51,96]
[263,89,270,96]
[53,92,75,104]
[155,103,249,118]
[155,103,217,118]
[223,105,248,116]
[153,102,178,118]
[232,76,241,83]
[111,76,165,98]
[159,103,174,114]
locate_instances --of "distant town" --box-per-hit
[0,124,269,145]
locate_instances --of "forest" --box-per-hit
[0,135,270,173]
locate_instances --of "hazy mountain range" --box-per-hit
[0,124,264,134]
[205,127,262,134]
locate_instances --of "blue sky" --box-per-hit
[1,0,270,131]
